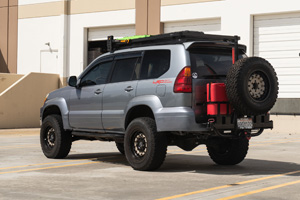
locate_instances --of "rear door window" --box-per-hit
[110,57,141,83]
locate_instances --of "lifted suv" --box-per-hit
[40,31,278,171]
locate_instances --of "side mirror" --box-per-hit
[67,76,77,87]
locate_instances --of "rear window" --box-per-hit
[189,49,245,78]
[140,50,171,79]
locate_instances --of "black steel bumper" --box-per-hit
[209,113,273,130]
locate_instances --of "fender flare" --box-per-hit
[123,95,163,128]
[41,97,71,130]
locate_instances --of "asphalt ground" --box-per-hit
[0,128,300,200]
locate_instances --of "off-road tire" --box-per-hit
[115,142,125,155]
[226,57,278,115]
[40,115,72,158]
[207,137,249,165]
[124,117,167,171]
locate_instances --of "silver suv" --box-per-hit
[40,31,278,171]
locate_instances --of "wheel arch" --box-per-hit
[41,98,71,130]
[125,105,155,129]
[124,95,163,130]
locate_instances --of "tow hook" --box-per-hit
[245,131,251,140]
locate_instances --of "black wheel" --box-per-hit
[40,115,72,158]
[226,57,278,115]
[124,117,167,171]
[206,136,249,165]
[115,142,125,155]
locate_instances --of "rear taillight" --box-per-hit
[174,66,192,93]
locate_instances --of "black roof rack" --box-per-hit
[107,31,240,53]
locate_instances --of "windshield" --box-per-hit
[189,48,245,78]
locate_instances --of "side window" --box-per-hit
[140,50,171,80]
[110,57,140,83]
[80,61,112,86]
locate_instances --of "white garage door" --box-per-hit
[88,25,135,41]
[254,13,300,98]
[164,18,221,34]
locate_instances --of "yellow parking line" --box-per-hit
[0,161,96,175]
[0,156,117,170]
[0,144,39,150]
[217,179,300,200]
[236,170,300,184]
[156,170,300,200]
[0,159,91,170]
[0,156,124,175]
[156,185,231,200]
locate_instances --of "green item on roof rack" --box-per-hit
[116,35,151,41]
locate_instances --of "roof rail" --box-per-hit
[107,31,240,53]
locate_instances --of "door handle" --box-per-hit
[124,86,134,92]
[94,89,102,95]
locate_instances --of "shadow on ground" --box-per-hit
[65,152,300,177]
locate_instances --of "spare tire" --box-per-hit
[226,57,278,115]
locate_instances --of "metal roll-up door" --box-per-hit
[164,18,221,34]
[88,25,135,41]
[87,25,135,65]
[254,13,300,99]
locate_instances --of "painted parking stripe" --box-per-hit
[0,161,97,175]
[0,159,92,170]
[0,144,39,150]
[0,138,298,172]
[155,170,300,200]
[0,156,118,171]
[0,156,124,175]
[217,179,300,200]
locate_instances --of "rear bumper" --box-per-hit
[155,107,208,132]
[211,114,273,130]
[155,107,273,133]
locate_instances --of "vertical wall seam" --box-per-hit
[146,0,149,34]
[7,4,9,72]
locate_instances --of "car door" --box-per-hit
[102,52,142,132]
[68,58,113,130]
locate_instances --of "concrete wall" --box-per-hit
[0,73,60,129]
[0,73,23,93]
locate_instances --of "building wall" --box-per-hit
[161,0,300,55]
[17,0,135,77]
[16,0,300,114]
[0,0,18,73]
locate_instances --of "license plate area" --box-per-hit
[237,118,253,129]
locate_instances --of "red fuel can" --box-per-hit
[207,83,232,115]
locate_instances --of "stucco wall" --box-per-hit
[17,16,61,75]
[0,73,23,93]
[0,73,60,129]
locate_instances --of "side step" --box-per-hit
[72,131,124,143]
